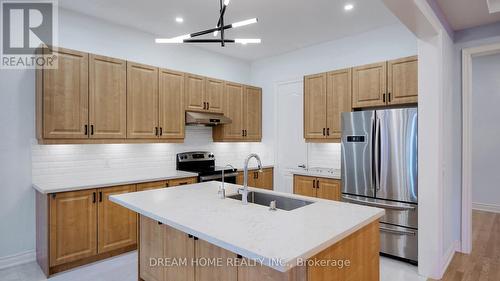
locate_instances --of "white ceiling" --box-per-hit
[58,0,400,61]
[436,0,500,31]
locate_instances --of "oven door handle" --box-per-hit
[200,172,238,181]
[341,195,416,211]
[380,227,417,236]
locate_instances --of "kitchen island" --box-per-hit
[110,181,384,281]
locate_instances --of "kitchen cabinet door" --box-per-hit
[163,223,195,281]
[89,54,127,139]
[97,185,137,254]
[43,48,89,139]
[244,86,262,141]
[205,78,224,113]
[304,73,328,139]
[159,69,185,139]
[253,168,274,190]
[49,189,97,266]
[215,82,245,140]
[387,56,418,105]
[185,73,206,112]
[316,178,341,201]
[139,216,166,281]
[127,62,159,138]
[293,175,316,198]
[195,239,237,281]
[326,68,352,140]
[352,62,387,108]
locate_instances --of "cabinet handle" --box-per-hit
[155,127,159,136]
[91,125,94,135]
[242,130,245,137]
[316,180,320,189]
[312,180,316,188]
[92,192,96,203]
[165,182,169,188]
[323,128,326,136]
[326,128,330,136]
[383,93,386,103]
[207,102,210,110]
[99,191,103,202]
[157,221,163,225]
[203,102,207,110]
[244,130,247,137]
[160,127,163,136]
[84,125,88,135]
[388,92,392,102]
[179,182,189,185]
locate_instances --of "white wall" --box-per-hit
[471,53,500,208]
[0,8,257,261]
[250,23,418,169]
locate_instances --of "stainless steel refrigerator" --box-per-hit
[341,108,418,264]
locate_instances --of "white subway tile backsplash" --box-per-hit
[32,127,274,180]
[307,143,342,169]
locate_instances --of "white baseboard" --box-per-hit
[472,202,500,213]
[0,250,36,270]
[438,240,459,278]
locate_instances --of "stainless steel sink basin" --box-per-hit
[227,191,314,211]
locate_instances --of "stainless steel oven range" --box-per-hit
[176,151,238,183]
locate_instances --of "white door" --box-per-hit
[275,80,308,194]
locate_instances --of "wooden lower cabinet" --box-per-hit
[236,167,274,190]
[49,189,97,267]
[139,215,379,281]
[169,177,198,187]
[137,181,169,192]
[98,185,137,253]
[293,175,341,201]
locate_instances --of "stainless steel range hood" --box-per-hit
[185,111,232,126]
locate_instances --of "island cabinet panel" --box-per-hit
[304,73,327,140]
[185,73,206,112]
[89,54,127,139]
[49,189,97,266]
[352,62,387,108]
[205,78,224,113]
[163,224,195,281]
[387,56,418,105]
[293,175,341,201]
[195,239,237,281]
[140,216,167,281]
[238,261,306,281]
[127,62,159,139]
[307,221,380,281]
[159,69,185,139]
[42,48,89,139]
[315,178,341,201]
[97,185,137,254]
[293,175,316,198]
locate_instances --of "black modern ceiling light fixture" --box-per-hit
[155,0,261,47]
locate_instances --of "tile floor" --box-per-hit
[0,253,425,281]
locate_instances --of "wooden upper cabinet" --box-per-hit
[352,62,387,108]
[304,73,327,139]
[326,69,352,140]
[97,185,137,254]
[49,189,97,266]
[293,175,316,198]
[159,69,185,139]
[127,62,159,139]
[388,56,418,105]
[43,48,89,139]
[89,55,127,139]
[316,178,341,201]
[205,78,224,113]
[185,73,206,112]
[244,86,262,141]
[213,82,245,140]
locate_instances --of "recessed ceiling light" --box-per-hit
[175,17,184,23]
[344,4,354,11]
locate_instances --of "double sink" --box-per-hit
[227,191,314,211]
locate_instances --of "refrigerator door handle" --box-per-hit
[380,226,417,236]
[341,195,416,210]
[374,117,381,191]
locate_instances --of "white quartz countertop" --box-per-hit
[110,181,383,272]
[32,169,199,194]
[289,168,341,180]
